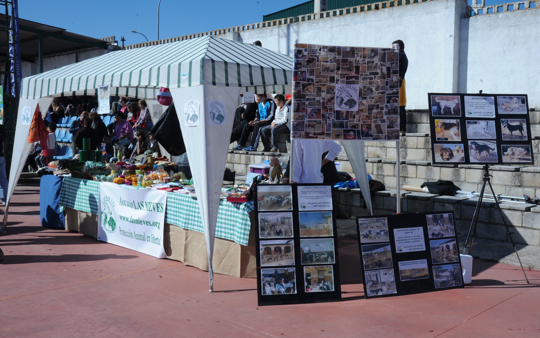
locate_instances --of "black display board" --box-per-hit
[254,183,341,306]
[428,93,533,165]
[356,212,464,298]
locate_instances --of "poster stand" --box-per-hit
[463,164,529,283]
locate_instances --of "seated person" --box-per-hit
[127,102,139,125]
[233,94,275,151]
[101,135,114,162]
[72,118,100,154]
[133,99,153,132]
[260,94,290,152]
[230,102,257,144]
[70,111,89,135]
[111,111,133,147]
[123,130,148,161]
[263,157,282,184]
[25,142,42,172]
[90,111,108,141]
[148,131,161,156]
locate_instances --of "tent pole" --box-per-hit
[289,139,294,183]
[2,205,9,232]
[396,141,401,214]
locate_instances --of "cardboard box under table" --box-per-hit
[59,178,256,278]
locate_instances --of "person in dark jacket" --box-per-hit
[124,130,148,160]
[148,131,161,156]
[392,39,408,132]
[70,111,89,135]
[90,112,108,141]
[72,118,100,154]
[233,95,275,151]
[230,102,258,144]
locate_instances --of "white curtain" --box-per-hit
[342,141,373,215]
[170,85,241,291]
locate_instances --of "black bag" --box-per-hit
[369,179,386,197]
[150,103,186,156]
[321,161,341,185]
[421,180,461,196]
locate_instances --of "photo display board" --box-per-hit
[428,93,533,165]
[255,183,341,306]
[291,43,400,141]
[356,212,464,298]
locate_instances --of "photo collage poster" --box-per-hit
[428,93,534,165]
[357,211,463,298]
[292,43,400,141]
[255,184,341,306]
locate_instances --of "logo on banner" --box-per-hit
[21,106,32,125]
[334,84,360,111]
[101,196,117,234]
[184,100,200,127]
[181,72,189,80]
[208,100,226,125]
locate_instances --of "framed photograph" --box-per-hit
[466,120,496,139]
[468,141,498,163]
[430,95,461,117]
[433,144,465,163]
[497,96,527,114]
[257,185,293,211]
[261,268,297,295]
[464,96,496,118]
[300,238,335,265]
[358,217,389,243]
[361,243,393,270]
[304,266,334,293]
[501,144,533,163]
[260,239,295,267]
[426,213,456,239]
[501,119,528,140]
[398,259,430,281]
[258,213,294,238]
[364,269,397,297]
[435,119,461,141]
[430,239,459,264]
[299,212,333,237]
[433,264,463,289]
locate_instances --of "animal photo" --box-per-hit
[300,238,335,265]
[426,213,456,239]
[435,119,461,141]
[398,259,430,282]
[431,95,461,117]
[361,244,393,270]
[497,96,527,114]
[260,240,295,267]
[433,264,463,289]
[468,141,497,162]
[261,268,297,295]
[257,185,293,211]
[501,145,532,163]
[501,119,527,140]
[433,144,465,163]
[466,120,496,139]
[430,239,459,264]
[259,213,294,238]
[358,217,390,243]
[364,269,397,297]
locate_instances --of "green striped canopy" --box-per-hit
[21,36,293,100]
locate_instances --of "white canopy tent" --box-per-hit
[6,36,375,290]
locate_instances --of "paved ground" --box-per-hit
[1,184,540,337]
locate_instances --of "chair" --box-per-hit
[55,128,60,136]
[63,132,73,143]
[102,115,111,126]
[56,116,66,127]
[68,116,78,128]
[55,147,73,160]
[56,129,66,143]
[61,116,70,127]
[53,146,68,160]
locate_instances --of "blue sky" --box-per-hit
[18,0,512,45]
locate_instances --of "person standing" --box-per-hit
[0,125,8,204]
[392,39,408,132]
[292,140,342,184]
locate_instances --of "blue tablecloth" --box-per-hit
[40,175,65,229]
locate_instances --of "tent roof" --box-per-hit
[21,36,293,100]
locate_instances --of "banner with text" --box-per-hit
[98,183,167,258]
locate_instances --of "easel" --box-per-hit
[462,164,529,283]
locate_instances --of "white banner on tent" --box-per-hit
[98,183,167,258]
[98,85,110,115]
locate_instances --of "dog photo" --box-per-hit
[431,95,461,117]
[433,144,465,163]
[433,264,463,289]
[261,268,297,295]
[361,243,393,270]
[358,217,389,244]
[304,266,334,293]
[364,269,397,297]
[430,239,459,264]
[426,213,456,239]
[257,185,293,211]
[501,144,532,163]
[435,119,461,141]
[259,213,294,239]
[468,141,498,163]
[501,119,528,140]
[307,108,322,120]
[300,238,335,265]
[497,96,527,114]
[398,259,430,282]
[260,239,295,267]
[466,120,496,139]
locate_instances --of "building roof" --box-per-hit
[263,0,383,21]
[0,14,109,62]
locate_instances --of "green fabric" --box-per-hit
[59,177,253,246]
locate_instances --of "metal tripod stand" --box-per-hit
[463,164,529,283]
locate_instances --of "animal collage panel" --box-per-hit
[292,44,400,141]
[429,93,533,165]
